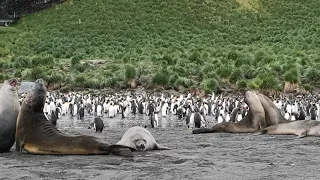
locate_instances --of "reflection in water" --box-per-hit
[56,113,191,130]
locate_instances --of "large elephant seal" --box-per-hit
[117,126,171,151]
[15,79,133,157]
[0,79,20,152]
[192,91,266,134]
[257,120,320,137]
[256,93,290,125]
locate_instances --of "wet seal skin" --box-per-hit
[0,78,20,153]
[15,79,133,157]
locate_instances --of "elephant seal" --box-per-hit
[192,91,266,134]
[15,79,133,157]
[0,79,20,152]
[256,93,290,125]
[257,120,320,137]
[117,126,171,151]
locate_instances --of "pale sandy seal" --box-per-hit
[117,126,171,151]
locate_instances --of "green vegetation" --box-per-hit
[1,0,320,93]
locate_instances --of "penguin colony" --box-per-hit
[18,90,320,129]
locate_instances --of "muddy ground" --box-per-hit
[0,114,319,180]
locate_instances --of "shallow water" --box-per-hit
[1,113,319,180]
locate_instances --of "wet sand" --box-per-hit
[1,114,319,180]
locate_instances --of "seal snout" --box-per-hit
[135,139,147,151]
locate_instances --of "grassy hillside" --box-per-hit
[0,0,319,93]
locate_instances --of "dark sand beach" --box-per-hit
[0,114,318,180]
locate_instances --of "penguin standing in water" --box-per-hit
[161,101,169,117]
[61,101,69,116]
[230,107,240,122]
[78,104,85,120]
[73,103,78,117]
[150,112,159,128]
[55,106,61,119]
[146,101,155,116]
[310,104,317,120]
[88,117,104,133]
[138,101,144,114]
[120,103,128,119]
[131,100,137,114]
[108,102,116,118]
[217,113,225,123]
[236,111,243,122]
[96,104,103,117]
[298,105,306,120]
[284,111,290,120]
[49,110,58,126]
[225,110,230,122]
[306,101,311,116]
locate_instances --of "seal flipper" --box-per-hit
[100,144,134,157]
[155,143,172,150]
[15,137,24,152]
[192,128,214,134]
[298,131,307,138]
[253,129,268,136]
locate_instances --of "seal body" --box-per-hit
[259,120,320,137]
[15,79,133,157]
[192,91,265,134]
[0,79,20,152]
[256,93,290,125]
[117,126,171,151]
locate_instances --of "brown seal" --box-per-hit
[117,126,171,151]
[0,79,20,152]
[256,93,290,126]
[257,120,320,137]
[192,91,266,134]
[15,79,133,157]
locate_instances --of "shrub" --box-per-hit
[284,68,299,83]
[174,77,193,88]
[237,79,247,89]
[11,56,33,68]
[248,78,263,90]
[71,55,83,67]
[242,65,257,79]
[168,73,179,85]
[259,73,280,90]
[161,55,177,65]
[229,68,244,84]
[32,55,55,66]
[227,50,240,61]
[125,65,137,80]
[200,78,219,93]
[303,83,312,92]
[0,47,10,57]
[74,63,89,73]
[29,66,45,80]
[101,77,117,88]
[188,51,203,65]
[75,73,86,86]
[153,69,169,85]
[304,68,320,85]
[216,65,232,78]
